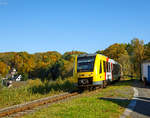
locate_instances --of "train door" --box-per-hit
[108,59,114,81]
[111,62,113,81]
[101,59,107,87]
[102,60,106,80]
[98,58,105,81]
[99,59,103,80]
[73,56,78,85]
[106,59,112,81]
[106,58,108,80]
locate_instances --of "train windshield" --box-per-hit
[77,56,95,72]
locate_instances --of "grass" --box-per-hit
[0,77,76,109]
[22,78,134,118]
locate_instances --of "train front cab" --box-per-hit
[73,54,107,88]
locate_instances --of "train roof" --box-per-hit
[78,53,107,57]
[77,53,120,65]
[78,53,97,57]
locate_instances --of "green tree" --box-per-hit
[118,52,132,76]
[49,59,64,80]
[131,38,144,78]
[96,50,104,54]
[144,42,150,60]
[63,51,86,62]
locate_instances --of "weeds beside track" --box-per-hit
[0,92,79,118]
[0,88,103,118]
[0,79,134,118]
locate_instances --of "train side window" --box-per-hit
[109,63,111,72]
[107,62,110,72]
[103,61,106,72]
[100,60,102,73]
[113,64,115,74]
[108,62,111,72]
[106,62,108,72]
[113,64,117,74]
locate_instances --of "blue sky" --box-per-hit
[0,0,150,54]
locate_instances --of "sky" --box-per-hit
[0,0,150,54]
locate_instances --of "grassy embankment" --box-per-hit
[23,78,134,118]
[0,77,76,109]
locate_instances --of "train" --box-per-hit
[73,54,122,89]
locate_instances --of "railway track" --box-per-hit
[0,88,102,118]
[0,92,79,118]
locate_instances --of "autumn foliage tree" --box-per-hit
[0,61,10,77]
[0,50,87,81]
[97,39,148,78]
[0,39,149,81]
[97,43,127,62]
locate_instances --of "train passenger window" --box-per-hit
[113,64,118,74]
[108,62,110,72]
[100,61,102,73]
[111,64,113,71]
[103,61,106,72]
[113,64,115,74]
[109,63,111,72]
[107,62,110,72]
[106,62,108,72]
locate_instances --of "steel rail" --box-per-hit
[0,92,79,118]
[0,87,102,118]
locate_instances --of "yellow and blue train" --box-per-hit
[73,54,122,89]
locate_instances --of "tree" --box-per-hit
[49,59,64,80]
[131,38,144,78]
[0,61,10,77]
[144,42,150,60]
[96,50,104,55]
[102,43,127,61]
[63,51,86,62]
[118,52,132,76]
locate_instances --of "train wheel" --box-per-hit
[88,87,93,91]
[101,81,104,88]
[101,80,107,88]
[92,86,96,90]
[78,87,84,93]
[107,79,111,85]
[104,80,107,88]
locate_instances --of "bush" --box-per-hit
[22,73,28,81]
[28,77,76,94]
[27,78,42,87]
[0,76,76,108]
